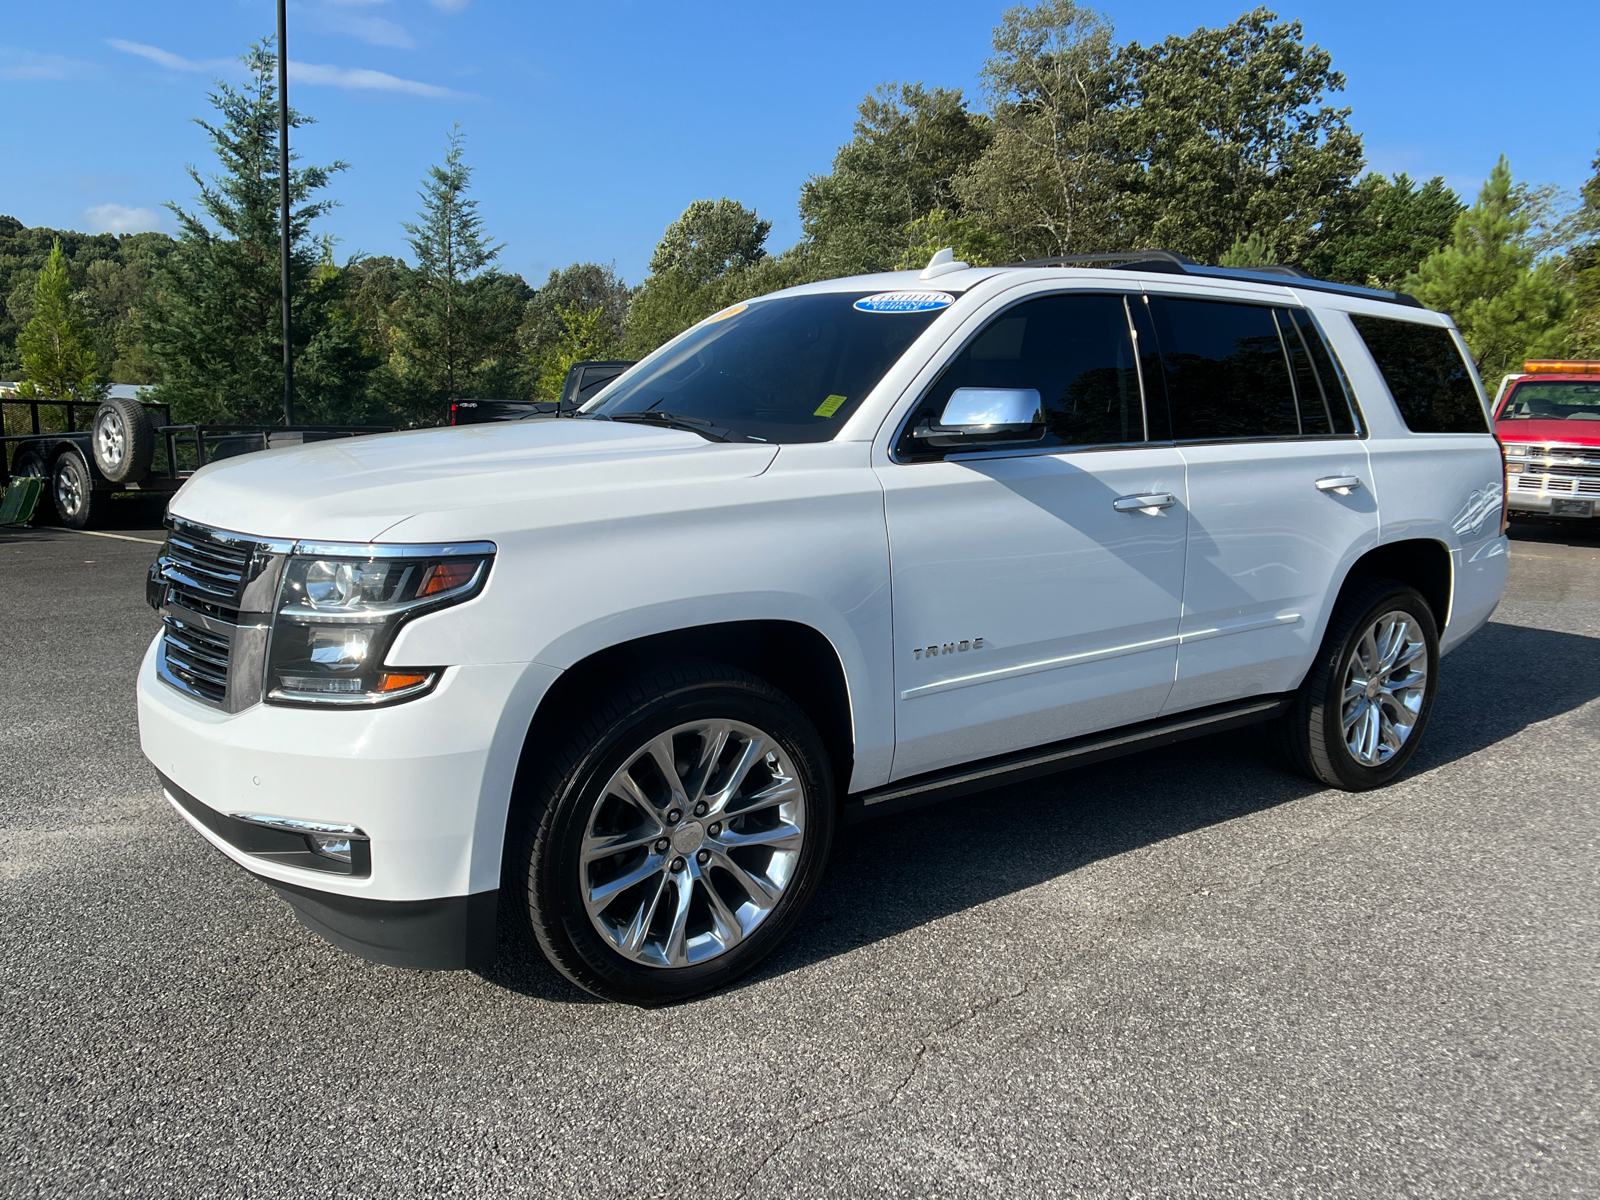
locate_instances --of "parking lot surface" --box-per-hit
[2,519,1597,1199]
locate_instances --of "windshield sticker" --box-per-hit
[702,303,748,324]
[814,394,847,418]
[854,291,955,314]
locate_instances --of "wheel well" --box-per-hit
[1342,539,1452,629]
[522,620,855,800]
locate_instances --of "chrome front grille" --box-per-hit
[164,529,253,604]
[160,614,231,704]
[1506,442,1600,499]
[152,520,284,711]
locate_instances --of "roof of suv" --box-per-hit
[782,249,1424,313]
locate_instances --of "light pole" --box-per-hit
[277,0,294,426]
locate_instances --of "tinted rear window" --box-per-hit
[1349,315,1487,434]
[1147,297,1299,440]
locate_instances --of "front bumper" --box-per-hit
[1507,490,1598,519]
[138,634,560,969]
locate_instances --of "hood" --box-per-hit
[167,418,780,542]
[1495,418,1600,448]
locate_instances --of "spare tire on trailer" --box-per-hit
[91,397,154,484]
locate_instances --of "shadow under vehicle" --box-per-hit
[1,395,390,529]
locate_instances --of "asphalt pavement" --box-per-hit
[1,517,1597,1199]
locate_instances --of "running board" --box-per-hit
[845,694,1294,822]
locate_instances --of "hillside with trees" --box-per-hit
[4,4,1596,426]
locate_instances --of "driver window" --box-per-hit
[897,293,1147,460]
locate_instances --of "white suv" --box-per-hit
[138,253,1508,1004]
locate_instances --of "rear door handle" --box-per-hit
[1112,493,1178,513]
[1315,476,1363,495]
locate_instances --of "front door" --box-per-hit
[878,290,1189,780]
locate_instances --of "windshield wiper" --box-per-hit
[600,411,735,443]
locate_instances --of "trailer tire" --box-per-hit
[91,398,154,484]
[50,449,95,529]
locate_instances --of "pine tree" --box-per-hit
[141,38,370,424]
[395,125,507,414]
[16,239,104,402]
[1408,157,1574,377]
[1569,147,1600,358]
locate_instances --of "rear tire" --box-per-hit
[50,450,95,529]
[9,448,53,525]
[1279,578,1438,791]
[515,662,835,1005]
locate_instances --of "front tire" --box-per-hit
[517,663,835,1005]
[1280,578,1439,791]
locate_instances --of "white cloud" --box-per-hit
[289,60,456,97]
[109,38,456,99]
[0,47,93,80]
[84,204,164,234]
[311,11,416,49]
[429,0,470,11]
[106,39,230,73]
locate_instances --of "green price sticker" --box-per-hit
[814,394,847,418]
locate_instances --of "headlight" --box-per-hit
[265,542,494,707]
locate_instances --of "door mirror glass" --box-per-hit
[915,387,1045,446]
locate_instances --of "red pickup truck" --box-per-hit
[1495,360,1600,522]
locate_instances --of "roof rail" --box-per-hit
[1009,249,1423,309]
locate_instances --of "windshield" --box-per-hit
[1499,380,1600,421]
[583,292,944,442]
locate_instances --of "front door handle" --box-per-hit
[1315,476,1363,495]
[1112,493,1178,514]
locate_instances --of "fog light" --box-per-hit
[309,833,354,863]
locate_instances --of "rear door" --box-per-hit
[1143,292,1379,711]
[878,289,1189,778]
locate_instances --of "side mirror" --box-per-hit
[913,387,1045,447]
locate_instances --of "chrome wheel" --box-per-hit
[1340,610,1429,767]
[580,720,806,969]
[96,411,126,468]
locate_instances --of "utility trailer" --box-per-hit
[1,396,389,529]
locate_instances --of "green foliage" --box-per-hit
[1218,232,1279,268]
[800,84,991,276]
[1569,149,1600,357]
[625,199,795,357]
[141,38,373,424]
[536,303,618,401]
[16,239,104,402]
[895,209,1008,270]
[1408,157,1574,376]
[0,217,175,383]
[1306,173,1463,289]
[1118,7,1364,264]
[519,262,632,371]
[955,1,1125,260]
[391,125,518,416]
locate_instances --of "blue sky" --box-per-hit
[1,1,1595,285]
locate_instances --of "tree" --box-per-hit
[1566,147,1600,357]
[1306,172,1463,289]
[625,198,777,356]
[800,83,991,276]
[519,262,632,373]
[1117,7,1364,264]
[536,303,618,400]
[15,239,104,402]
[393,125,510,414]
[141,38,370,423]
[955,0,1126,261]
[1407,157,1574,376]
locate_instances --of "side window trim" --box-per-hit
[890,288,1157,464]
[1289,306,1364,436]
